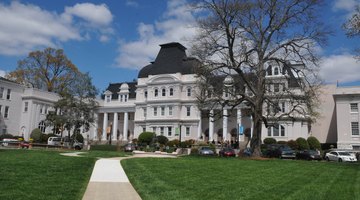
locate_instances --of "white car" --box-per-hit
[325,151,357,162]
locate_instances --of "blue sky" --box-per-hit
[0,0,359,92]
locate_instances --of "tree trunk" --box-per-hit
[250,114,262,157]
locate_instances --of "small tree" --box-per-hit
[263,138,277,145]
[30,128,42,143]
[307,136,321,150]
[296,137,309,150]
[156,135,169,145]
[138,132,156,145]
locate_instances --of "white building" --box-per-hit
[0,77,59,140]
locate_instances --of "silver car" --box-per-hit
[325,151,357,162]
[198,146,215,155]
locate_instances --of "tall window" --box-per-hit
[186,106,191,116]
[38,121,46,133]
[186,127,190,136]
[6,89,11,100]
[161,106,165,116]
[350,103,358,113]
[154,88,158,97]
[153,107,158,116]
[162,88,166,96]
[168,106,173,116]
[352,122,359,135]
[106,95,111,103]
[4,106,9,118]
[144,90,148,98]
[0,105,2,115]
[268,124,285,137]
[143,127,146,133]
[152,127,156,133]
[274,83,280,93]
[187,87,192,97]
[168,127,172,136]
[0,87,4,98]
[143,108,147,117]
[274,67,279,75]
[24,102,28,112]
[169,88,174,96]
[280,102,286,112]
[160,127,164,135]
[40,105,43,114]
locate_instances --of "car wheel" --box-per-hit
[338,158,342,162]
[326,157,330,162]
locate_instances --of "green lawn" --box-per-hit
[122,156,360,200]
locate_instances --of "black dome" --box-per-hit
[138,42,198,78]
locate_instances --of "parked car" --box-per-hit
[198,146,215,156]
[219,147,236,157]
[1,138,18,146]
[263,144,296,159]
[20,141,30,149]
[296,150,321,161]
[124,143,137,152]
[47,137,62,146]
[325,151,357,162]
[72,140,83,150]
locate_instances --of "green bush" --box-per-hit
[287,140,299,150]
[307,136,321,150]
[71,133,84,143]
[190,147,198,155]
[138,132,156,145]
[40,134,50,143]
[30,128,42,142]
[167,139,180,147]
[296,137,309,150]
[277,141,287,145]
[156,135,169,145]
[0,133,16,140]
[263,137,277,144]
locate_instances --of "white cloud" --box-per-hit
[333,0,359,12]
[0,70,6,77]
[320,54,360,83]
[126,0,139,8]
[0,2,113,56]
[64,3,113,26]
[115,0,197,69]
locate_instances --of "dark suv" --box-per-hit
[263,144,296,159]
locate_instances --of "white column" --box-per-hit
[237,109,242,143]
[249,115,253,148]
[102,112,108,140]
[197,117,202,140]
[35,104,40,126]
[113,112,118,140]
[93,113,98,140]
[123,112,129,142]
[209,110,214,142]
[223,109,228,142]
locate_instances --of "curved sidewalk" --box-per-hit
[82,154,176,200]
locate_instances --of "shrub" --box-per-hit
[138,132,156,145]
[296,137,309,150]
[277,141,287,145]
[30,128,42,143]
[40,134,50,143]
[190,147,198,155]
[0,133,15,140]
[167,139,180,147]
[156,135,169,145]
[71,133,84,143]
[307,136,321,150]
[263,137,277,144]
[287,140,299,150]
[179,140,193,148]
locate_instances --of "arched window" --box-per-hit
[162,88,166,96]
[274,67,279,75]
[38,121,46,133]
[169,88,174,96]
[154,88,158,97]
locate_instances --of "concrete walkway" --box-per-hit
[81,153,177,200]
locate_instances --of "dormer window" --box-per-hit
[154,88,159,97]
[144,90,148,98]
[274,67,279,75]
[106,95,111,102]
[162,88,166,96]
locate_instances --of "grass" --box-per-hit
[0,149,127,200]
[121,156,360,200]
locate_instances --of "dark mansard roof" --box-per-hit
[102,81,137,100]
[138,42,199,78]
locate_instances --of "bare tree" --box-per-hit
[343,5,360,59]
[191,0,328,156]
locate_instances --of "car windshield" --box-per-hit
[202,147,211,150]
[338,152,351,156]
[280,146,292,151]
[308,150,318,155]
